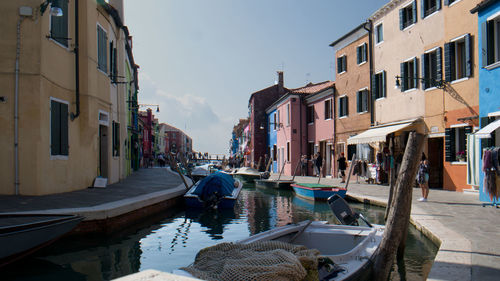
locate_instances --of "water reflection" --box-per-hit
[1,185,438,281]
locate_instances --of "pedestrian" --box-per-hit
[315,153,323,177]
[337,152,347,183]
[417,153,430,202]
[300,155,308,176]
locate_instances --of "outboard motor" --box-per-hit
[327,194,372,227]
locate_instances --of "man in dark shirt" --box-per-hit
[337,152,347,183]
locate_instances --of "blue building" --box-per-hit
[265,108,278,173]
[471,0,500,205]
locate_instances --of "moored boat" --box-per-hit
[0,214,84,267]
[254,179,295,189]
[232,167,261,183]
[184,172,243,209]
[291,183,346,201]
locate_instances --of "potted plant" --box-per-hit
[456,151,466,162]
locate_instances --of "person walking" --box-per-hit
[337,152,347,183]
[300,155,308,176]
[417,153,430,202]
[315,153,323,177]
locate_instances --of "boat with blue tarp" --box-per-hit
[184,172,243,209]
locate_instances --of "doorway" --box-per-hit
[99,125,108,178]
[428,137,443,188]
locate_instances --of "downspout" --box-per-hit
[363,19,374,126]
[70,0,80,120]
[332,86,337,175]
[14,16,25,195]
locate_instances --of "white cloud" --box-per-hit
[138,72,235,155]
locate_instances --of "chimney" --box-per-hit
[277,71,284,95]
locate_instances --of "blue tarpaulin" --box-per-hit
[193,172,235,199]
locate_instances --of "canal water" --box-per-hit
[2,184,438,281]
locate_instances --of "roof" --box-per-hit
[470,0,500,13]
[329,23,368,47]
[290,81,335,94]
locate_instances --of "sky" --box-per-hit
[123,0,389,155]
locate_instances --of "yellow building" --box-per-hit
[0,0,136,195]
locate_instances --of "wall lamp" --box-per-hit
[40,0,63,17]
[260,122,283,130]
[395,76,446,90]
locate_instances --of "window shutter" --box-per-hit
[109,41,114,78]
[51,101,61,155]
[382,71,387,98]
[338,98,342,117]
[421,54,427,89]
[343,56,347,72]
[464,126,472,157]
[444,42,452,82]
[465,33,472,77]
[363,91,368,112]
[345,96,348,116]
[399,8,404,30]
[413,57,419,89]
[104,33,108,72]
[60,103,69,155]
[445,128,455,162]
[337,57,342,73]
[51,0,68,47]
[400,62,406,91]
[436,47,442,82]
[371,74,378,99]
[481,22,488,67]
[363,43,367,62]
[357,46,360,64]
[436,0,441,11]
[412,0,417,23]
[421,0,425,19]
[358,92,362,112]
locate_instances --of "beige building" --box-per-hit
[0,0,136,195]
[370,0,480,191]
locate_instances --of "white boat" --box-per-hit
[232,167,261,183]
[191,164,218,182]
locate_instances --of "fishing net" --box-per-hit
[180,240,321,281]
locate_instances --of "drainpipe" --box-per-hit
[14,16,25,195]
[70,0,80,120]
[363,19,374,126]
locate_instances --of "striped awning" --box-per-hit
[475,119,500,139]
[347,121,416,145]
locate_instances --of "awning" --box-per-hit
[475,119,500,139]
[347,121,415,145]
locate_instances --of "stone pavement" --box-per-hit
[274,174,500,281]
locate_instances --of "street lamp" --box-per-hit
[395,75,446,90]
[40,0,63,17]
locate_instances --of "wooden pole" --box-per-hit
[167,153,190,190]
[291,158,301,181]
[277,161,286,181]
[265,157,273,172]
[179,153,192,180]
[257,156,263,171]
[343,154,356,190]
[385,136,397,221]
[371,132,424,281]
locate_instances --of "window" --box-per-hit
[277,110,280,128]
[273,113,277,130]
[421,0,441,18]
[337,55,347,73]
[372,71,386,99]
[273,144,277,161]
[400,57,419,91]
[324,99,332,120]
[50,0,68,47]
[286,104,290,126]
[287,142,290,162]
[338,96,348,118]
[50,100,69,156]
[357,43,367,64]
[445,34,472,81]
[112,121,120,156]
[399,1,417,30]
[445,126,472,162]
[97,25,108,72]
[307,106,314,124]
[375,23,383,44]
[422,47,442,89]
[356,90,369,113]
[482,16,500,67]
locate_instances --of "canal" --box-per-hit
[2,183,438,281]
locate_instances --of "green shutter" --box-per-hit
[481,22,488,67]
[363,44,367,62]
[109,41,114,78]
[421,54,427,89]
[445,128,455,162]
[343,56,347,72]
[371,74,378,99]
[337,57,342,73]
[465,33,472,77]
[357,92,360,112]
[436,47,442,82]
[51,0,68,47]
[345,96,348,116]
[363,90,368,112]
[381,71,386,98]
[444,42,453,82]
[399,8,404,30]
[413,57,419,89]
[60,102,69,155]
[400,62,406,92]
[51,101,61,155]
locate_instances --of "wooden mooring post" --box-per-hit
[371,132,424,281]
[167,153,191,190]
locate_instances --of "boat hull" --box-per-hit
[184,179,243,209]
[292,183,346,201]
[255,179,294,189]
[0,214,83,267]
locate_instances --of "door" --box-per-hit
[99,125,109,178]
[428,137,443,188]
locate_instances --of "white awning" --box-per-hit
[475,119,500,139]
[347,122,415,145]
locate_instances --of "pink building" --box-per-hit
[270,81,335,176]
